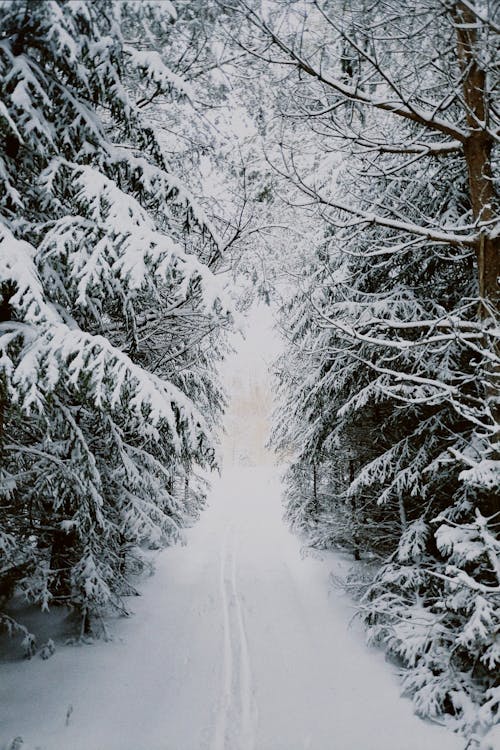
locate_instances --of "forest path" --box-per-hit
[1,465,463,750]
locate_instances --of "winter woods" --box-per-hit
[0,0,498,747]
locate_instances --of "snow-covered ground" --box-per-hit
[0,309,465,750]
[1,466,464,750]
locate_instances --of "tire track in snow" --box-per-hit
[212,526,256,750]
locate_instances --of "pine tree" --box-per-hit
[0,0,232,639]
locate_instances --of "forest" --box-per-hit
[0,1,498,748]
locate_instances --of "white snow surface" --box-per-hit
[0,467,464,750]
[1,308,465,750]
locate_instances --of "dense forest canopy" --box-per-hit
[0,0,498,746]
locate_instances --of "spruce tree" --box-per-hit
[0,0,231,638]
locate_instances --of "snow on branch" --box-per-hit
[240,3,469,142]
[126,47,194,100]
[0,223,58,325]
[310,191,481,248]
[38,160,230,316]
[8,323,209,450]
[104,146,224,252]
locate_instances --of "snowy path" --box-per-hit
[1,466,463,750]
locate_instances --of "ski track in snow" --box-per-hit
[214,525,256,750]
[214,524,234,750]
[229,528,256,750]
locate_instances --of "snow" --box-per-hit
[127,48,194,99]
[0,308,465,750]
[459,459,500,491]
[0,468,465,750]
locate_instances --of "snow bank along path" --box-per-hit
[1,466,463,750]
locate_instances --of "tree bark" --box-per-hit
[312,462,318,513]
[0,282,15,456]
[453,2,499,314]
[453,2,499,449]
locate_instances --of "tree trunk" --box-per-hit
[453,2,499,446]
[50,528,76,600]
[453,2,499,314]
[348,459,361,559]
[0,282,15,456]
[398,496,407,531]
[312,462,318,514]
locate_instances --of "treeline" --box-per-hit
[0,0,235,643]
[244,0,499,743]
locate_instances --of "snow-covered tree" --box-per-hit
[0,0,233,638]
[248,0,499,740]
